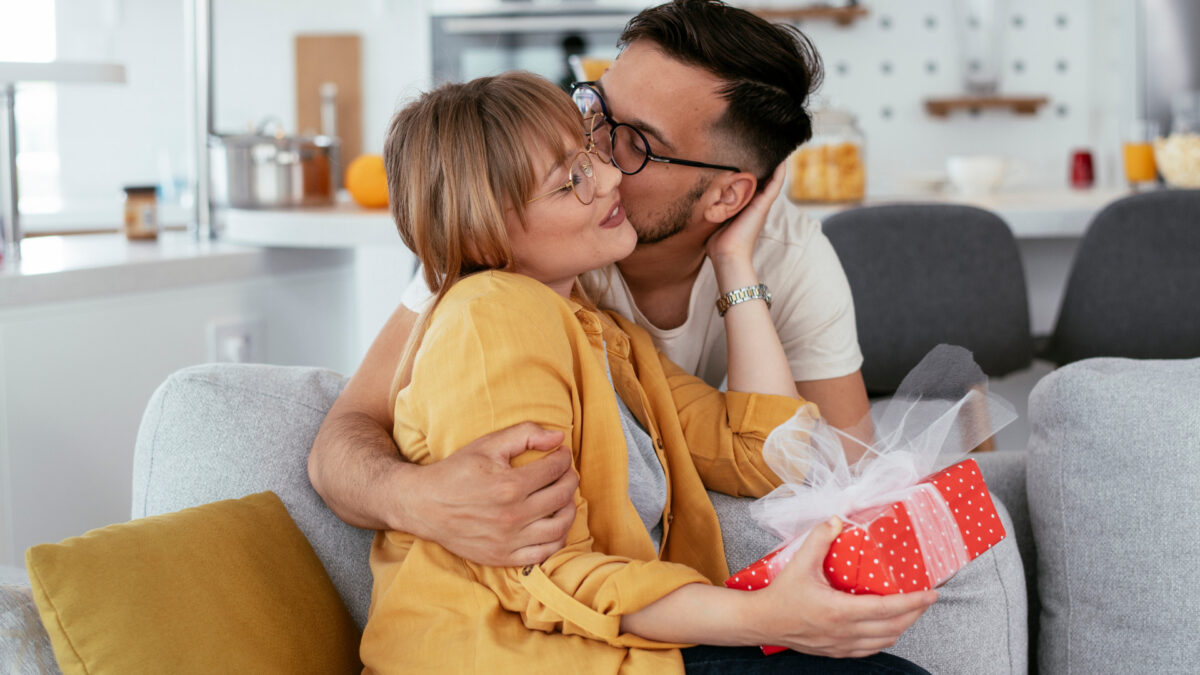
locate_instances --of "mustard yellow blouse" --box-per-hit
[361,271,810,674]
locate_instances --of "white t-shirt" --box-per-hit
[400,197,863,389]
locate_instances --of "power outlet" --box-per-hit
[206,317,266,363]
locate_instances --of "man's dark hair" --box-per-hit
[619,0,823,181]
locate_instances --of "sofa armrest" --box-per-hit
[1,574,61,675]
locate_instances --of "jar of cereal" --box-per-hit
[1154,91,1200,189]
[788,107,866,203]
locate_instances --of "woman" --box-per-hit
[361,71,929,674]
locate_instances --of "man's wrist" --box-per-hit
[380,459,427,535]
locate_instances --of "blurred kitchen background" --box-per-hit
[1,0,1198,565]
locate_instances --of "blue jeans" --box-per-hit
[682,645,930,674]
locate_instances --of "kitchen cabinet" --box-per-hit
[0,233,355,565]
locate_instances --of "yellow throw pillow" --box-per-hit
[25,491,361,674]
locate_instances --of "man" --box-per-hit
[309,0,926,659]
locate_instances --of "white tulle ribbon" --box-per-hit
[749,345,1017,575]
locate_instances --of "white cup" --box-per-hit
[946,155,1008,196]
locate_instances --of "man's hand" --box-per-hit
[404,423,578,567]
[752,517,938,658]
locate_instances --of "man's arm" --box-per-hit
[795,370,873,462]
[306,303,578,567]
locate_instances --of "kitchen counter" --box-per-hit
[0,231,352,308]
[800,186,1131,238]
[222,187,1133,248]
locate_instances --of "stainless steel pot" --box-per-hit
[209,118,340,209]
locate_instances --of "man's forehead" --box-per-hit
[598,44,726,150]
[600,42,720,116]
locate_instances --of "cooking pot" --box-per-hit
[210,118,340,209]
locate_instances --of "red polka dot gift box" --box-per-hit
[724,458,1005,656]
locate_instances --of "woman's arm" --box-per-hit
[306,302,576,565]
[396,274,713,649]
[707,165,798,399]
[621,518,938,657]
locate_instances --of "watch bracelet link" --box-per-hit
[716,283,772,317]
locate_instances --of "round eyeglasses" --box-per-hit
[527,150,597,205]
[571,81,742,176]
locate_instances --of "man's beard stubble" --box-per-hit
[630,176,711,246]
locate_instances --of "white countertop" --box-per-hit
[0,231,351,309]
[799,186,1131,238]
[224,202,402,248]
[223,187,1134,249]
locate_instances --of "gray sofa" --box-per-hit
[4,357,1199,674]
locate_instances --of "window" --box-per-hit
[0,0,62,216]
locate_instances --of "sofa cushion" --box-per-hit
[25,491,361,674]
[1027,357,1200,674]
[132,363,375,628]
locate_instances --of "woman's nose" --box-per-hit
[594,154,622,197]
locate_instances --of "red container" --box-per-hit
[725,459,1007,655]
[1070,149,1095,189]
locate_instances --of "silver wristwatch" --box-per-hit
[716,283,772,317]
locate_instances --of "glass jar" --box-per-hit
[787,107,866,204]
[122,185,159,240]
[1153,91,1200,188]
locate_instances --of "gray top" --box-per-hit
[602,347,667,552]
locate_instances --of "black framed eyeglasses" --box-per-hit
[571,81,742,176]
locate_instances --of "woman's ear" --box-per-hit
[702,172,758,224]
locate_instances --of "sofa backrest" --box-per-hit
[1026,357,1200,674]
[132,364,376,629]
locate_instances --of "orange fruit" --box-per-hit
[346,154,389,208]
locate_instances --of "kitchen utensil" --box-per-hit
[954,0,1009,95]
[946,155,1007,196]
[209,118,340,209]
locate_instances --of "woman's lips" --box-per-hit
[599,202,626,229]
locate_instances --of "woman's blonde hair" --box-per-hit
[383,71,587,392]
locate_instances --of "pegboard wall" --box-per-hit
[760,0,1140,195]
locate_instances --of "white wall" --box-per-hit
[40,0,1142,220]
[0,257,356,566]
[211,0,432,152]
[798,0,1140,195]
[46,0,433,227]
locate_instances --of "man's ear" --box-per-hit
[702,172,758,224]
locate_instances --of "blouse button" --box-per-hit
[655,437,664,449]
[667,513,674,524]
[521,565,533,576]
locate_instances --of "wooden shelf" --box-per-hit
[925,95,1050,117]
[748,4,869,26]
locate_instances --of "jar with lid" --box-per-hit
[1153,91,1200,188]
[787,106,866,203]
[122,185,159,240]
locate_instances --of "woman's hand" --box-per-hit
[705,162,786,265]
[747,518,939,658]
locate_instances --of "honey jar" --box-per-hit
[122,185,159,240]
